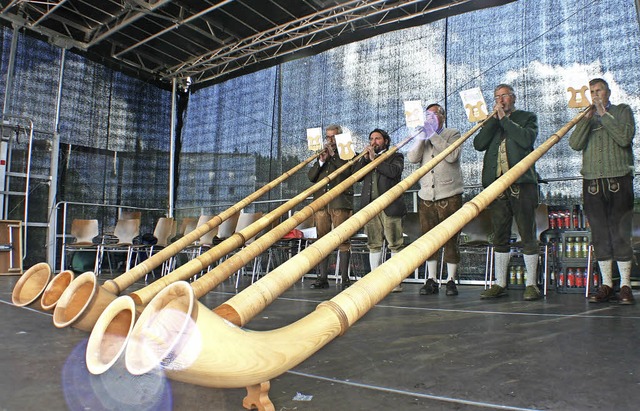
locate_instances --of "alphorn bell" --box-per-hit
[124,109,590,392]
[86,130,421,374]
[11,263,52,310]
[52,151,320,330]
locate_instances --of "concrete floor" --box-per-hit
[1,271,640,411]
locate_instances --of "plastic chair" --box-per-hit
[174,217,198,241]
[187,215,219,276]
[229,212,263,287]
[119,210,141,220]
[96,218,141,274]
[136,217,175,281]
[166,215,219,277]
[61,219,100,273]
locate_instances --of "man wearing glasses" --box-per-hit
[569,78,636,305]
[474,84,541,300]
[308,124,354,289]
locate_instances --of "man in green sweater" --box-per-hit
[474,84,541,301]
[569,78,636,305]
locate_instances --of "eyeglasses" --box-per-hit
[494,93,513,100]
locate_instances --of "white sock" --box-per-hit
[524,254,538,287]
[598,260,613,287]
[426,260,438,280]
[618,260,632,288]
[446,263,457,282]
[494,252,510,288]
[369,251,382,272]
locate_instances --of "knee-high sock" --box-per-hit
[524,254,539,287]
[494,252,510,288]
[598,260,613,287]
[369,251,382,272]
[618,260,632,288]
[426,260,438,280]
[446,263,457,282]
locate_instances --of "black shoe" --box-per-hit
[310,280,329,289]
[588,284,615,303]
[619,286,635,305]
[341,280,351,290]
[419,278,439,295]
[445,280,458,296]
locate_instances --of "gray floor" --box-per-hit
[1,271,639,411]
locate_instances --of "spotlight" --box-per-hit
[177,77,192,92]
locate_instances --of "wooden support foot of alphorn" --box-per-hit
[243,381,274,411]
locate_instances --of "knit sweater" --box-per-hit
[568,103,635,179]
[406,127,463,201]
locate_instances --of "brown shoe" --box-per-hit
[588,284,615,303]
[619,286,635,305]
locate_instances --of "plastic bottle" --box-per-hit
[581,237,589,258]
[516,265,523,285]
[575,267,583,287]
[567,267,575,287]
[564,210,571,229]
[565,237,573,258]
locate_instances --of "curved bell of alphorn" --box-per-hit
[124,109,590,389]
[12,262,52,310]
[53,271,123,330]
[86,295,137,374]
[40,269,75,311]
[53,151,328,330]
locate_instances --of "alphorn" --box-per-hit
[124,109,589,392]
[85,131,422,373]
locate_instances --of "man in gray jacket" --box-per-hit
[407,104,464,296]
